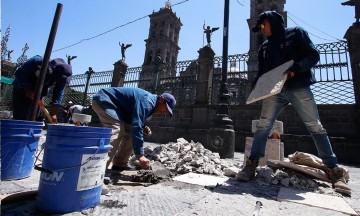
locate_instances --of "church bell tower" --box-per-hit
[143,1,182,71]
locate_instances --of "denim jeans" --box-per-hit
[249,86,338,168]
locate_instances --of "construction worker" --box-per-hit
[92,87,176,171]
[236,11,351,196]
[12,55,72,123]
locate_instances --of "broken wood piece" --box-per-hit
[267,160,330,182]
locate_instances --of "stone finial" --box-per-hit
[342,0,360,23]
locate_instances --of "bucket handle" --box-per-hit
[29,128,42,141]
[34,165,53,174]
[33,147,53,174]
[100,138,105,148]
[34,148,103,174]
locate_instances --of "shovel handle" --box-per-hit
[38,100,53,123]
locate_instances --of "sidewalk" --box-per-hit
[1,136,359,215]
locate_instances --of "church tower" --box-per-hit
[247,0,287,72]
[142,1,182,72]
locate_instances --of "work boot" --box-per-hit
[327,166,351,196]
[236,159,259,182]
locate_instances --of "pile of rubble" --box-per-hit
[132,138,333,192]
[132,138,240,177]
[256,166,325,191]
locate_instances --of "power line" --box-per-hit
[270,0,341,42]
[286,16,334,42]
[53,0,190,53]
[236,0,245,6]
[286,12,341,42]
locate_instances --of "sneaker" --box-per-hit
[101,185,109,195]
[327,166,351,196]
[111,164,137,171]
[236,159,259,182]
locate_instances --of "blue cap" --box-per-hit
[161,92,176,117]
[49,58,72,84]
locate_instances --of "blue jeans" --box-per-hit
[249,87,338,168]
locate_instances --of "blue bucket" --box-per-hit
[1,119,43,180]
[36,124,112,214]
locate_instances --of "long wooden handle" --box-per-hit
[37,100,53,123]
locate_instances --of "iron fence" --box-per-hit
[0,41,355,111]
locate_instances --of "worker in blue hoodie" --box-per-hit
[92,87,176,172]
[12,55,72,123]
[236,11,351,196]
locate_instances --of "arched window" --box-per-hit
[147,50,153,64]
[166,52,170,64]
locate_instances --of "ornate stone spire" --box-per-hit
[165,0,172,9]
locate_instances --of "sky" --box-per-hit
[1,0,355,75]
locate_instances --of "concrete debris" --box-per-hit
[132,170,172,184]
[131,138,239,177]
[254,167,322,190]
[131,139,327,192]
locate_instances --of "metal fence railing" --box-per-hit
[0,41,355,111]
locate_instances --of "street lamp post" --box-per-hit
[216,0,232,125]
[210,0,235,159]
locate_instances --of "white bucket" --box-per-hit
[0,111,13,119]
[72,113,92,126]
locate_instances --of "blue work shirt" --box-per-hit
[92,87,158,155]
[13,55,67,106]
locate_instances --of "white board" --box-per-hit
[246,60,294,104]
[173,173,229,187]
[277,187,357,215]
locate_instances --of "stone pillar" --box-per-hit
[196,46,215,104]
[111,60,128,87]
[344,23,360,104]
[244,120,285,166]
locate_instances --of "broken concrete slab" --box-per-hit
[277,187,357,215]
[246,60,293,104]
[173,173,229,187]
[151,161,171,177]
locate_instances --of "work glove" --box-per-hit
[144,126,152,136]
[50,106,59,124]
[25,89,35,100]
[283,64,300,79]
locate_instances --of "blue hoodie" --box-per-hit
[253,11,320,89]
[92,87,158,155]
